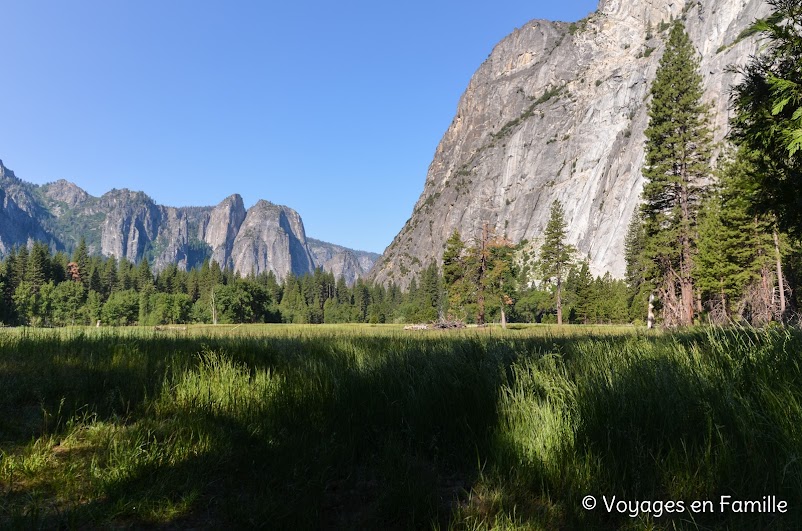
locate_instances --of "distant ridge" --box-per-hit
[0,159,377,284]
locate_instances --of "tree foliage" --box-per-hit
[731,0,802,233]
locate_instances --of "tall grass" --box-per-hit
[0,325,800,529]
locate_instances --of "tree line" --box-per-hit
[0,229,634,327]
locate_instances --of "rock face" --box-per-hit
[371,0,771,288]
[229,200,315,279]
[0,160,377,281]
[0,161,53,255]
[307,238,381,286]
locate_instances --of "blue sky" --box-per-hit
[1,1,598,254]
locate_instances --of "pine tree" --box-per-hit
[624,208,651,322]
[569,259,594,324]
[695,148,774,321]
[72,237,89,287]
[539,200,575,325]
[484,240,517,327]
[442,230,471,320]
[442,229,466,287]
[641,21,712,326]
[102,257,118,298]
[26,242,49,292]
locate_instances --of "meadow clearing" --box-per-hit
[0,324,801,529]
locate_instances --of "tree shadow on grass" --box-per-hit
[2,334,549,529]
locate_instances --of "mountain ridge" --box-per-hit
[0,159,377,284]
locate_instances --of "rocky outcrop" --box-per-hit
[371,0,771,288]
[202,194,247,269]
[229,200,316,279]
[0,160,53,255]
[41,179,90,211]
[307,238,380,286]
[0,161,373,282]
[98,189,163,263]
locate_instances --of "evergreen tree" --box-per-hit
[12,246,28,291]
[418,262,442,322]
[136,258,154,290]
[485,241,517,327]
[539,200,575,325]
[13,281,39,325]
[0,261,6,324]
[567,259,594,324]
[697,148,779,322]
[85,290,102,325]
[72,237,89,286]
[624,207,651,321]
[641,21,712,326]
[102,257,118,298]
[26,242,48,292]
[442,230,470,319]
[730,0,802,234]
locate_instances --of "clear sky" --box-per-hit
[2,1,598,254]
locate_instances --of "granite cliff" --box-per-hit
[372,0,771,288]
[0,160,377,283]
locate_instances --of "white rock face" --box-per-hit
[228,200,316,281]
[202,194,247,269]
[372,0,770,288]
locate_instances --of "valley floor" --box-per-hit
[1,324,800,529]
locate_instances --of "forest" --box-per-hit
[0,235,631,327]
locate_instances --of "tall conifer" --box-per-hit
[641,21,712,326]
[539,200,575,325]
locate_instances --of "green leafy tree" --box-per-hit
[539,200,575,325]
[215,282,254,324]
[102,290,140,326]
[641,21,712,326]
[13,281,40,326]
[49,280,86,326]
[730,0,802,233]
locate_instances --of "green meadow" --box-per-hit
[1,324,801,529]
